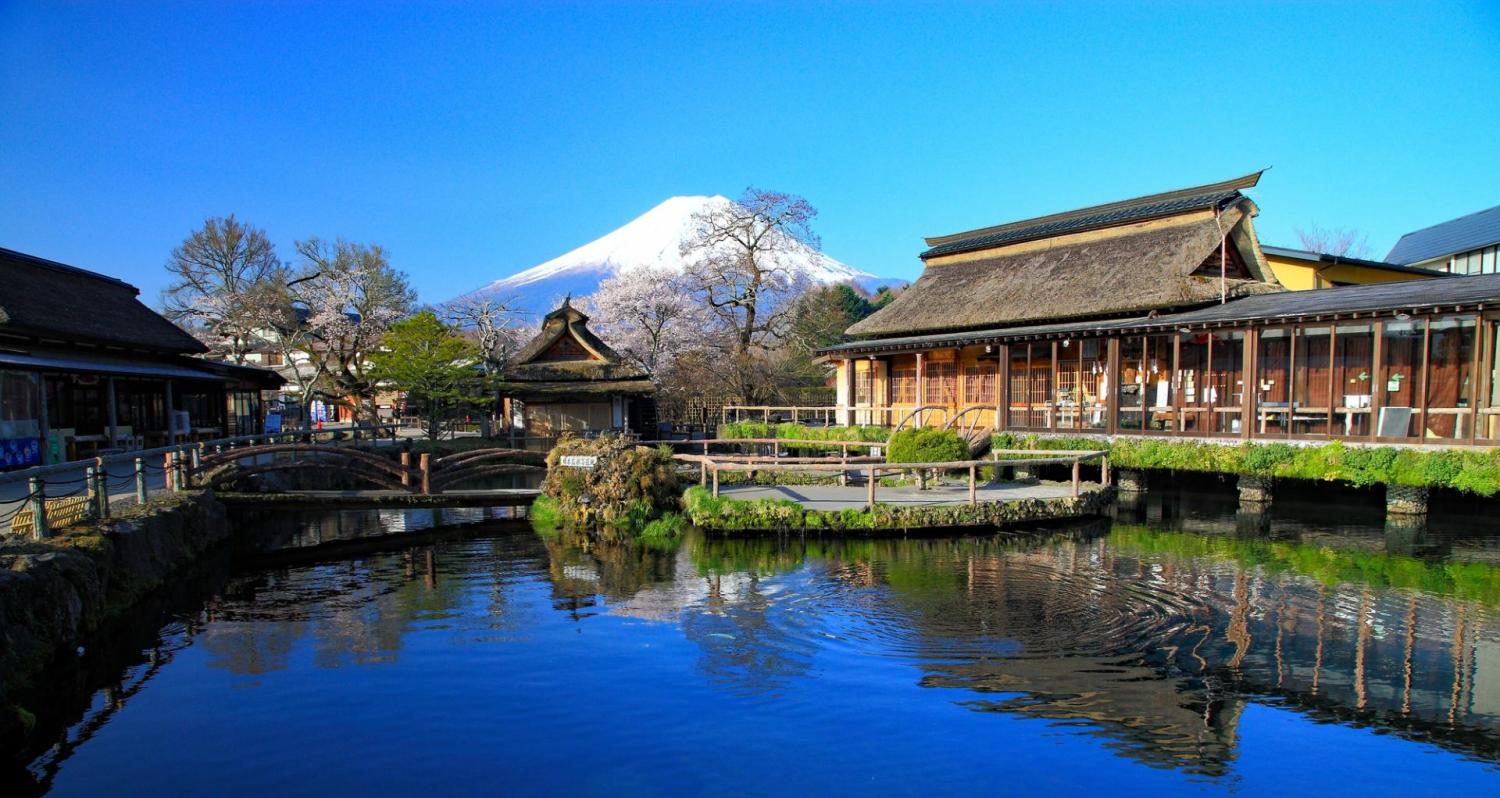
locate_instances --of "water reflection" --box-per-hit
[16,490,1500,794]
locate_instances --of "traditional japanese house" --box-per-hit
[824,173,1500,445]
[496,298,655,445]
[0,246,282,467]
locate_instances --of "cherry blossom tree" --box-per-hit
[583,266,707,375]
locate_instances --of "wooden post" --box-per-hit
[915,351,927,426]
[1072,458,1081,497]
[867,466,876,508]
[93,458,109,518]
[400,452,411,488]
[968,464,977,506]
[28,477,47,539]
[163,452,175,491]
[1102,454,1110,486]
[711,465,719,498]
[419,453,431,495]
[84,464,98,519]
[135,457,148,504]
[839,444,848,487]
[700,459,707,486]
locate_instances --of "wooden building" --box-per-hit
[0,247,282,467]
[825,173,1500,445]
[496,298,655,445]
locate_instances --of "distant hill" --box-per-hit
[447,195,905,318]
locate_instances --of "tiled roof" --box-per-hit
[1385,204,1500,265]
[920,171,1263,260]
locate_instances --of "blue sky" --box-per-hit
[2,1,1497,304]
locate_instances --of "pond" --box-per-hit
[13,481,1500,796]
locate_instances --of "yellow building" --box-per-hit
[1261,245,1448,290]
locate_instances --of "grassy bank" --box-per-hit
[681,485,1110,532]
[994,433,1500,497]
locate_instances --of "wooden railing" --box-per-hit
[675,448,1109,508]
[2,425,398,538]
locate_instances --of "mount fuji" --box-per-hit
[448,195,904,318]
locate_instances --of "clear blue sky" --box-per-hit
[2,1,1497,305]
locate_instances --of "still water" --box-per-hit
[17,483,1500,796]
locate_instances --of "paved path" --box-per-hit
[718,480,1088,510]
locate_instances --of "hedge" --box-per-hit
[718,422,890,451]
[886,427,969,464]
[993,433,1500,497]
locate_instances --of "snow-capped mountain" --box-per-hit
[449,195,902,317]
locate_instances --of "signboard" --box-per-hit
[559,455,599,469]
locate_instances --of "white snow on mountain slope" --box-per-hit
[449,195,902,316]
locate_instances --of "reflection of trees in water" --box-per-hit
[680,572,815,695]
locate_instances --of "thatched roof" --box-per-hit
[493,379,656,399]
[500,298,653,388]
[847,188,1282,338]
[0,246,207,354]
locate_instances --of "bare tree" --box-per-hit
[681,188,817,402]
[161,215,283,363]
[294,238,416,425]
[442,294,528,375]
[1296,224,1373,259]
[242,273,334,429]
[584,266,707,375]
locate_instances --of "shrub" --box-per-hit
[541,434,681,531]
[887,427,968,464]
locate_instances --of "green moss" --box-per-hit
[529,495,563,539]
[994,434,1500,497]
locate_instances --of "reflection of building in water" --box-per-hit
[858,533,1500,769]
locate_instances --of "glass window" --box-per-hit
[1379,320,1424,438]
[1424,317,1476,439]
[925,360,957,406]
[1080,338,1108,430]
[1332,324,1375,437]
[0,370,41,437]
[1054,341,1080,430]
[1292,326,1332,435]
[1118,337,1145,430]
[1177,332,1210,433]
[1210,331,1245,434]
[1025,344,1052,428]
[1257,328,1292,436]
[1144,334,1175,432]
[1483,319,1500,440]
[963,363,996,406]
[1006,346,1029,428]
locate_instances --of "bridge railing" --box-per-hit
[675,448,1110,508]
[1,425,398,539]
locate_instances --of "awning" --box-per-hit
[0,349,223,381]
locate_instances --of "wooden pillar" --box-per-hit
[37,372,50,465]
[419,453,431,495]
[1106,337,1121,435]
[995,343,1009,433]
[867,466,876,508]
[400,451,411,488]
[106,376,119,447]
[842,358,856,427]
[968,464,977,506]
[1072,458,1081,496]
[164,381,175,444]
[1241,329,1257,440]
[1371,320,1386,440]
[711,465,719,498]
[915,351,926,426]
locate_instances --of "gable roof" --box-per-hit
[500,298,652,385]
[1260,245,1451,277]
[0,246,207,354]
[1385,204,1500,265]
[921,171,1265,260]
[847,196,1281,339]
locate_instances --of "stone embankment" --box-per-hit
[0,492,229,754]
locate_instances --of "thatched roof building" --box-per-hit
[847,171,1282,338]
[497,299,655,443]
[497,298,654,399]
